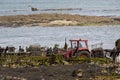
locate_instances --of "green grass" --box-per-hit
[0,54,66,68]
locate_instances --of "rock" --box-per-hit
[72,69,83,78]
[75,78,79,80]
[0,75,5,80]
[93,76,98,80]
[11,64,17,68]
[31,7,38,11]
[101,69,108,73]
[6,76,13,79]
[13,76,18,79]
[21,77,27,80]
[63,61,70,65]
[2,64,9,68]
[4,76,26,80]
[115,67,120,74]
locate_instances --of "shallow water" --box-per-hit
[0,25,120,50]
[0,0,120,17]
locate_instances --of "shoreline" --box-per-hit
[0,13,120,27]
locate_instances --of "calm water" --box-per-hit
[0,26,120,49]
[0,0,120,16]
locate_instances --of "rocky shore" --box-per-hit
[0,13,120,27]
[0,62,120,80]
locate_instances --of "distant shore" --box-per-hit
[0,13,120,27]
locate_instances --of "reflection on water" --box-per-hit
[0,25,120,49]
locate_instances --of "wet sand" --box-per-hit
[0,13,120,27]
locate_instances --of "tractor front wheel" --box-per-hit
[76,51,90,58]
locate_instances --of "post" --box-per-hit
[64,38,68,51]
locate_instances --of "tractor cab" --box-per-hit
[70,39,89,51]
[65,38,90,58]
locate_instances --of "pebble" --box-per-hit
[72,69,83,78]
[6,76,13,79]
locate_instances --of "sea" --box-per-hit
[0,26,120,50]
[0,0,120,17]
[0,0,120,50]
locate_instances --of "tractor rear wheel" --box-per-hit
[76,51,90,58]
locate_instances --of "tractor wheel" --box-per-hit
[76,51,90,58]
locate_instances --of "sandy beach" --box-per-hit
[0,13,120,27]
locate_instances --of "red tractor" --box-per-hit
[64,38,91,58]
